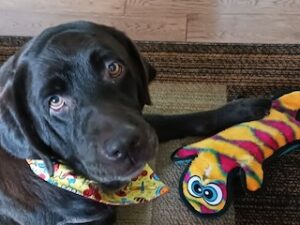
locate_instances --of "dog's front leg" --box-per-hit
[144,98,271,142]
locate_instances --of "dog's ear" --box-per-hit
[0,57,55,174]
[124,42,155,106]
[131,45,158,106]
[140,56,157,83]
[135,54,155,106]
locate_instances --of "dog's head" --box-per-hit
[0,21,158,189]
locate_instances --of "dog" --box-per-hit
[0,21,271,225]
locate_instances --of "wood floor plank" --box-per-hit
[0,0,126,15]
[187,13,300,43]
[0,0,299,43]
[126,0,300,16]
[0,10,186,41]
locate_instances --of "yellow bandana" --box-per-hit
[27,159,169,205]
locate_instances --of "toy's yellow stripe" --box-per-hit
[190,139,263,179]
[267,109,300,140]
[246,174,262,191]
[243,157,264,188]
[217,125,274,160]
[244,120,286,149]
[284,118,300,140]
[278,91,300,110]
[190,138,254,162]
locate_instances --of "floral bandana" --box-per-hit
[27,159,169,206]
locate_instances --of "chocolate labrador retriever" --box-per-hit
[0,21,271,225]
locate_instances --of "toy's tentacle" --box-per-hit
[243,164,264,191]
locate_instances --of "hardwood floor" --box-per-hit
[187,13,300,43]
[0,0,299,43]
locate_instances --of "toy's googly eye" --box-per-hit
[203,183,223,206]
[187,176,203,198]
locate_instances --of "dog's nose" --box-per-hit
[103,129,140,160]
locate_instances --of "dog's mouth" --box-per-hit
[99,163,146,192]
[98,132,158,190]
[74,127,159,192]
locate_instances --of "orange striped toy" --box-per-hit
[172,91,300,217]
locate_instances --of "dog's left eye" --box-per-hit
[107,62,124,78]
[49,96,65,111]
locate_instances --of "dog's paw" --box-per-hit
[220,97,272,125]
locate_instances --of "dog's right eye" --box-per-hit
[107,62,124,78]
[49,96,65,111]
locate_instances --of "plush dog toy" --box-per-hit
[171,91,300,216]
[27,160,169,206]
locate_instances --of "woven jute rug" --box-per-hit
[1,37,300,225]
